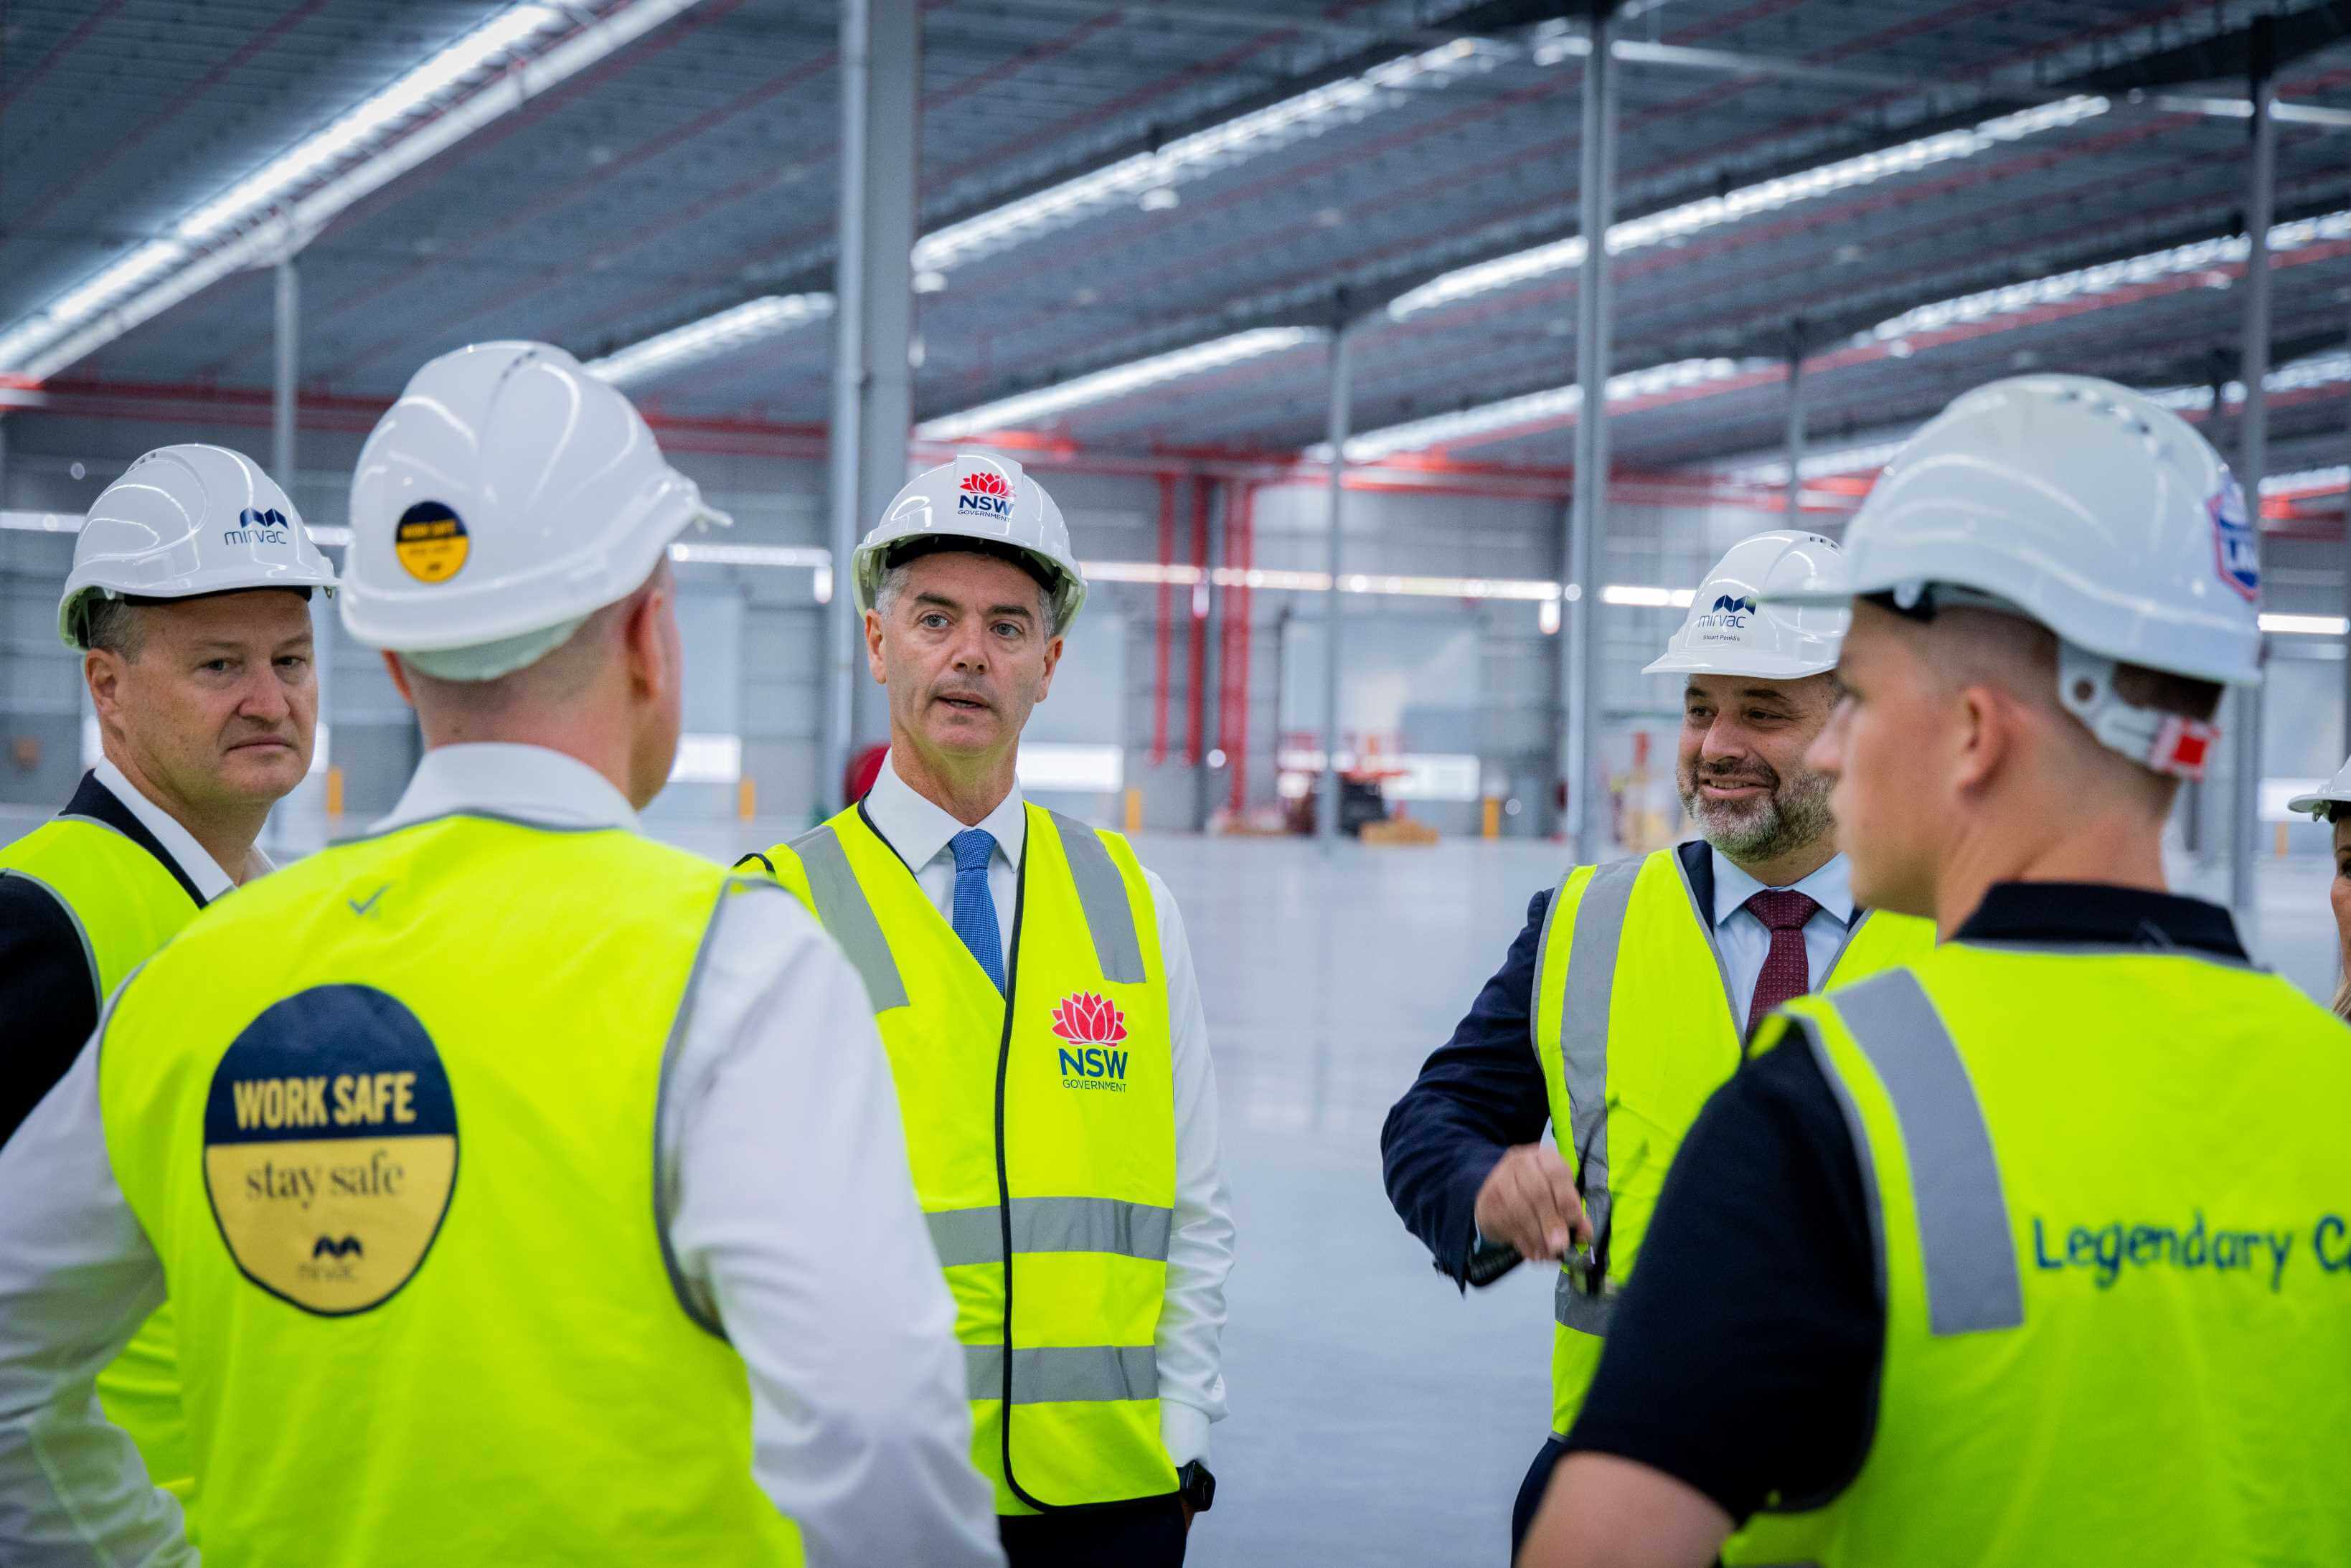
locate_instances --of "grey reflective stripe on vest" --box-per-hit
[1555,858,1644,1289]
[1814,970,2025,1336]
[1047,810,1146,985]
[925,1197,1174,1269]
[1553,1269,1616,1335]
[965,1344,1158,1404]
[790,824,908,1012]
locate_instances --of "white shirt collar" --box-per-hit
[92,757,264,900]
[373,744,641,836]
[862,750,1027,871]
[1710,845,1856,930]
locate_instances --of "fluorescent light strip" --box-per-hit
[1324,354,1751,462]
[1388,95,2109,320]
[669,541,830,567]
[1872,208,2351,344]
[0,1,702,382]
[918,327,1316,438]
[2263,614,2348,636]
[913,38,1508,275]
[587,294,833,387]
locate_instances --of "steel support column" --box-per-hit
[1561,0,1619,864]
[826,0,920,808]
[2229,36,2274,931]
[1784,321,1806,521]
[1318,325,1353,849]
[2342,301,2351,764]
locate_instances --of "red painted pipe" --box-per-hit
[1184,479,1210,766]
[1150,475,1177,768]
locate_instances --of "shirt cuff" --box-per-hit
[1161,1399,1212,1468]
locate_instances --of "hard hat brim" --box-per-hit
[1641,648,1839,679]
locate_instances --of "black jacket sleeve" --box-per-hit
[1380,889,1558,1283]
[0,874,102,1146]
[1562,1039,1880,1523]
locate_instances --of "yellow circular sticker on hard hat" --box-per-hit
[202,984,458,1317]
[393,501,470,584]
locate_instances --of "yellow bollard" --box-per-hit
[325,765,344,818]
[738,775,757,821]
[1481,797,1502,839]
[1123,787,1144,835]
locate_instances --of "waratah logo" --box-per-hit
[957,468,1014,519]
[1052,992,1126,1046]
[1712,594,1757,615]
[1054,992,1130,1090]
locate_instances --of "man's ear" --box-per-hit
[623,579,673,702]
[1034,634,1065,704]
[864,608,888,684]
[1951,681,2016,797]
[83,649,125,731]
[381,651,418,709]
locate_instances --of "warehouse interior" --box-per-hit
[3,1,2350,1561]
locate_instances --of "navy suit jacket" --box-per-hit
[1379,841,1715,1282]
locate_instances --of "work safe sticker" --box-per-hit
[202,984,458,1316]
[392,501,470,583]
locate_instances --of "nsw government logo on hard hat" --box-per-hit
[1052,991,1129,1093]
[957,466,1016,521]
[2210,478,2258,603]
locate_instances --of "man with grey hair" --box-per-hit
[1380,530,1936,1561]
[746,453,1233,1567]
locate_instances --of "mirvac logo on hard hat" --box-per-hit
[225,507,290,546]
[958,469,1016,520]
[394,501,471,585]
[1694,592,1757,636]
[2210,479,2259,603]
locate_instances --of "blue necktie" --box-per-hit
[949,828,1005,994]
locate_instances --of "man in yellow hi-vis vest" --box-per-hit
[744,453,1233,1568]
[0,444,336,1530]
[1525,377,2351,1567]
[0,343,1001,1567]
[1382,529,1935,1559]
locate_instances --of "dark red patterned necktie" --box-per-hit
[1744,889,1822,1034]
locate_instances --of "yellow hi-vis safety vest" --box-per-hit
[96,813,804,1567]
[1732,945,2351,1567]
[1531,849,1935,1440]
[0,813,202,1516]
[757,802,1177,1516]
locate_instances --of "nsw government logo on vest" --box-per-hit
[1052,992,1129,1092]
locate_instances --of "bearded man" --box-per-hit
[1377,532,1936,1562]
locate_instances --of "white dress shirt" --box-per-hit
[862,754,1233,1468]
[1707,847,1858,1035]
[91,756,272,896]
[0,743,1003,1568]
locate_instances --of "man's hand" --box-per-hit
[1474,1143,1591,1262]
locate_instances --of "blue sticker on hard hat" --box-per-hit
[202,984,458,1318]
[2210,478,2258,602]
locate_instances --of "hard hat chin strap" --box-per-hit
[2055,642,2217,780]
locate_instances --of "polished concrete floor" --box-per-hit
[4,804,2342,1564]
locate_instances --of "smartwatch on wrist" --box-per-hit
[1177,1460,1215,1513]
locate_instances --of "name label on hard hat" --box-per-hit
[394,501,471,584]
[202,983,458,1317]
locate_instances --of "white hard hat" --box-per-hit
[852,453,1085,634]
[1776,374,2260,779]
[1644,530,1847,679]
[340,341,729,681]
[59,444,336,651]
[2287,756,2351,821]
